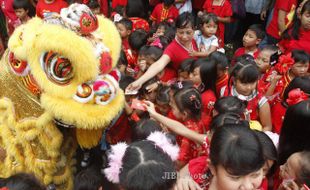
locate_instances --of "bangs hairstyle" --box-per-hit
[200,13,219,26]
[292,49,310,64]
[210,124,264,176]
[175,12,195,29]
[13,0,30,10]
[174,88,202,120]
[229,58,260,86]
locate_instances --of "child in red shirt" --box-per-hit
[36,0,68,18]
[150,0,179,26]
[202,0,232,47]
[233,24,265,66]
[279,0,310,54]
[13,0,31,26]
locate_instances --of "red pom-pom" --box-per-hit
[274,53,295,75]
[99,52,112,74]
[286,88,308,106]
[79,12,98,35]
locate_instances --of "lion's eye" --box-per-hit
[40,51,74,85]
[73,83,94,103]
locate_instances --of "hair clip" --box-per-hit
[177,81,183,89]
[286,88,308,106]
[150,38,163,49]
[104,142,128,183]
[275,53,295,74]
[189,94,196,101]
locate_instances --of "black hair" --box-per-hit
[200,13,219,25]
[283,0,310,40]
[117,50,128,67]
[178,58,195,73]
[132,119,162,141]
[209,51,229,71]
[247,24,265,40]
[298,151,310,187]
[292,49,310,64]
[278,100,310,165]
[0,173,45,190]
[163,25,176,42]
[214,96,247,115]
[74,167,103,190]
[129,29,148,51]
[140,77,159,96]
[175,12,195,29]
[283,76,310,104]
[119,75,135,91]
[228,58,260,93]
[13,0,30,11]
[210,124,265,176]
[113,5,125,16]
[125,0,147,19]
[119,140,176,190]
[174,87,202,120]
[170,80,194,95]
[198,58,217,95]
[209,112,249,133]
[254,130,277,169]
[87,0,100,9]
[156,85,170,104]
[117,18,133,31]
[145,46,163,61]
[163,0,175,6]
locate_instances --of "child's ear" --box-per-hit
[208,159,216,176]
[256,38,262,45]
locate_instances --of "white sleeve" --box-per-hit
[211,36,219,47]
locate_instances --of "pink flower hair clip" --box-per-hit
[104,142,128,183]
[147,131,179,161]
[150,38,163,49]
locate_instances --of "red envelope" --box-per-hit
[131,99,146,111]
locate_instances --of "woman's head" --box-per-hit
[118,137,177,190]
[200,13,218,37]
[175,12,195,44]
[209,124,265,190]
[172,87,202,121]
[278,99,310,165]
[229,59,260,96]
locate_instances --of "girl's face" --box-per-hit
[243,29,259,48]
[235,79,257,96]
[291,62,309,77]
[178,71,189,81]
[169,97,185,120]
[156,26,166,36]
[137,55,148,71]
[156,100,170,115]
[301,10,310,30]
[176,25,194,45]
[212,165,264,190]
[116,23,130,39]
[189,67,201,86]
[202,21,218,37]
[280,152,301,180]
[14,8,28,20]
[255,50,273,73]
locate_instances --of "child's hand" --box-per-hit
[279,179,299,190]
[189,51,199,57]
[174,176,203,190]
[146,82,159,93]
[127,80,143,92]
[143,101,157,116]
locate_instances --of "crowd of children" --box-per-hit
[0,0,310,190]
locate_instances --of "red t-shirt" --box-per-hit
[192,0,205,10]
[279,28,310,54]
[111,0,127,9]
[150,3,179,24]
[266,0,297,39]
[271,102,286,134]
[159,67,177,83]
[203,0,232,47]
[201,89,216,131]
[0,0,18,35]
[129,17,150,32]
[164,39,198,70]
[36,0,68,18]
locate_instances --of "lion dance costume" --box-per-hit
[0,4,124,190]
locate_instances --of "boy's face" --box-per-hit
[291,61,309,77]
[255,50,273,73]
[14,8,28,20]
[116,23,131,39]
[243,29,260,48]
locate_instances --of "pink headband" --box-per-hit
[104,132,179,183]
